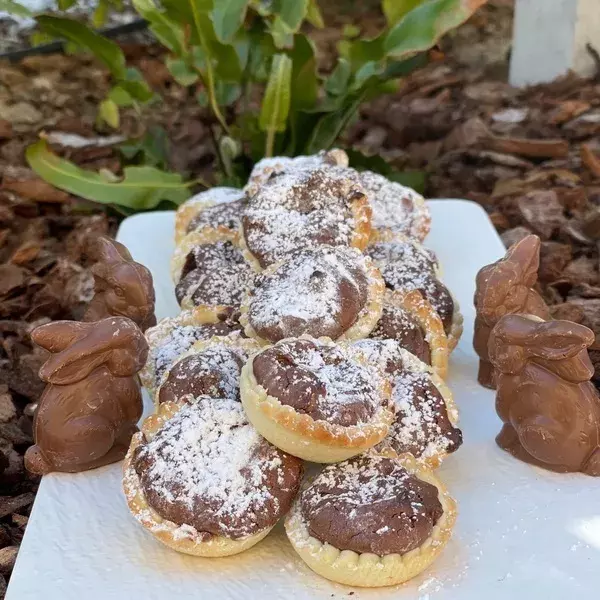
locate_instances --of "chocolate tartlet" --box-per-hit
[370,290,449,378]
[371,303,431,363]
[174,187,245,244]
[140,308,245,395]
[172,230,255,314]
[241,245,384,344]
[156,336,259,405]
[360,171,430,242]
[366,235,463,350]
[240,337,394,463]
[285,452,457,587]
[124,397,303,557]
[353,339,461,467]
[244,149,349,198]
[241,166,371,270]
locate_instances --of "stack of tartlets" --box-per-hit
[124,149,463,588]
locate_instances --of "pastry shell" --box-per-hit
[239,253,385,345]
[123,400,274,557]
[140,307,241,396]
[383,289,449,379]
[376,347,459,470]
[284,451,457,587]
[171,228,256,315]
[239,191,373,272]
[174,188,243,245]
[154,334,260,407]
[239,337,394,463]
[368,193,431,243]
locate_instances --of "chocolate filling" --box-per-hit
[301,454,443,555]
[366,241,454,334]
[175,241,254,308]
[242,166,365,268]
[252,339,383,426]
[153,317,244,386]
[370,304,431,365]
[134,399,303,540]
[386,370,462,459]
[248,246,370,343]
[158,345,245,404]
[186,198,245,234]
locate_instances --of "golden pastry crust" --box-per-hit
[239,338,394,463]
[154,334,260,407]
[140,308,241,395]
[239,251,385,346]
[171,228,256,315]
[122,401,275,557]
[349,193,372,252]
[284,452,457,587]
[379,347,458,470]
[174,187,244,245]
[447,293,464,352]
[383,289,449,379]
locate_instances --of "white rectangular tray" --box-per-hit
[7,200,600,599]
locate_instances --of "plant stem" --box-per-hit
[189,1,230,135]
[265,128,276,158]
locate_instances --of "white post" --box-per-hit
[509,0,600,87]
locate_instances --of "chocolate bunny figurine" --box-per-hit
[489,314,600,476]
[474,235,550,389]
[84,237,157,332]
[24,317,148,475]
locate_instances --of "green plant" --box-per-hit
[6,0,488,211]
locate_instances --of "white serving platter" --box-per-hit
[7,200,600,600]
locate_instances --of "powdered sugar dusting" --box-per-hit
[154,325,210,384]
[244,149,348,197]
[135,398,296,539]
[360,170,430,239]
[184,187,244,207]
[242,166,365,267]
[175,241,255,308]
[390,370,459,460]
[248,246,370,340]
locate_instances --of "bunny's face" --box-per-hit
[104,264,154,322]
[489,336,527,375]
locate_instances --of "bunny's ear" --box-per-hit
[504,235,541,288]
[528,320,595,361]
[31,321,93,353]
[95,237,133,264]
[40,317,146,385]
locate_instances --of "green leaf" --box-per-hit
[27,140,191,210]
[98,98,120,128]
[325,58,351,96]
[382,0,424,25]
[165,56,199,86]
[273,0,308,31]
[92,0,110,27]
[290,33,318,110]
[384,0,487,60]
[342,24,360,38]
[305,91,365,154]
[260,53,292,156]
[306,0,324,28]
[119,126,170,169]
[132,0,185,54]
[108,85,135,107]
[269,16,294,49]
[215,81,242,105]
[211,0,248,43]
[57,0,77,9]
[36,16,126,79]
[0,0,33,17]
[341,34,385,72]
